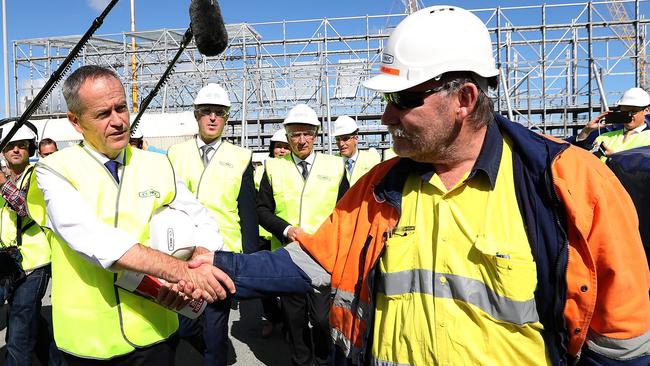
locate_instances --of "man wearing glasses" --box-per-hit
[332,115,380,186]
[167,83,257,366]
[194,5,649,366]
[574,87,650,159]
[257,103,348,366]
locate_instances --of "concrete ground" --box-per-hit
[0,282,292,365]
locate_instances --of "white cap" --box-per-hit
[283,104,320,126]
[616,87,650,108]
[194,83,231,107]
[270,128,288,143]
[130,126,143,139]
[149,206,196,260]
[333,116,359,137]
[2,123,37,143]
[363,6,498,93]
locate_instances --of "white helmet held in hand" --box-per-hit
[616,87,650,108]
[149,206,196,260]
[194,83,231,107]
[283,104,320,126]
[363,6,498,93]
[333,116,359,137]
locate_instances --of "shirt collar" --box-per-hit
[82,142,126,165]
[627,124,647,134]
[196,136,222,150]
[292,151,316,166]
[346,149,360,162]
[419,121,502,189]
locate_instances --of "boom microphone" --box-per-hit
[189,0,228,57]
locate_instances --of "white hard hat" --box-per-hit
[363,6,499,93]
[149,206,196,260]
[283,104,320,126]
[616,87,650,107]
[194,83,231,107]
[270,128,288,143]
[130,126,143,139]
[2,123,37,143]
[333,116,358,137]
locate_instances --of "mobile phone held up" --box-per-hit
[603,111,634,124]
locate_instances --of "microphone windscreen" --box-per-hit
[189,0,228,57]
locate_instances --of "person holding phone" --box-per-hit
[574,87,650,159]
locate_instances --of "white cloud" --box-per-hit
[87,0,111,12]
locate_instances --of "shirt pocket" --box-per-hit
[472,237,538,302]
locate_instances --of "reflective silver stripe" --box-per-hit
[283,243,331,288]
[378,269,539,325]
[331,327,361,360]
[586,329,650,360]
[332,288,371,319]
[370,357,412,366]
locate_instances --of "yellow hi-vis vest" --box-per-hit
[372,136,548,366]
[168,139,252,253]
[595,127,650,160]
[0,165,50,271]
[265,153,345,250]
[26,144,178,359]
[345,149,381,186]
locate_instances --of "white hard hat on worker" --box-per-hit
[194,83,231,143]
[283,104,319,160]
[333,116,358,137]
[363,6,498,93]
[616,87,650,108]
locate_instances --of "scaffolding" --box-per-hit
[12,0,650,152]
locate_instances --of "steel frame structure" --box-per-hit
[12,0,650,152]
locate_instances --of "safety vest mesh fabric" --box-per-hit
[595,128,650,157]
[26,145,178,359]
[348,149,381,186]
[265,153,344,250]
[371,137,548,366]
[0,165,51,271]
[168,139,251,253]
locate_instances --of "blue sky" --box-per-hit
[0,0,637,118]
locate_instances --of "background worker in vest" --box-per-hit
[192,5,650,366]
[0,124,62,366]
[38,138,58,158]
[27,65,234,366]
[573,87,650,159]
[332,115,381,186]
[168,82,257,366]
[257,104,349,366]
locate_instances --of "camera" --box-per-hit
[603,111,634,124]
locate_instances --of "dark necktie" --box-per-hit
[104,160,120,183]
[298,160,309,180]
[346,158,354,176]
[201,145,214,167]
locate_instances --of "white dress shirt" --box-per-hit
[36,143,225,270]
[345,149,360,172]
[282,151,316,238]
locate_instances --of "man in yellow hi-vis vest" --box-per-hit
[26,65,234,366]
[332,116,381,186]
[168,83,257,366]
[257,104,349,366]
[0,123,62,366]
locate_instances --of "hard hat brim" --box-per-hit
[362,73,423,93]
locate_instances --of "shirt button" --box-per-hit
[580,285,588,292]
[574,328,581,334]
[439,276,447,284]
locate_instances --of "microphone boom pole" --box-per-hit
[0,0,120,151]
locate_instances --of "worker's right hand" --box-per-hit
[182,262,235,303]
[578,111,610,140]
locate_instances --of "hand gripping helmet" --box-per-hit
[363,6,498,93]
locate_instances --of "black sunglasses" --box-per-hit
[382,84,448,110]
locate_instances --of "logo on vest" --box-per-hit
[382,53,394,64]
[316,174,332,181]
[138,189,160,198]
[218,161,234,169]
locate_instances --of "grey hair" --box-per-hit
[62,65,121,115]
[438,72,497,129]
